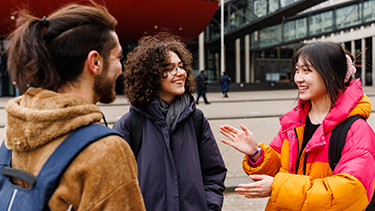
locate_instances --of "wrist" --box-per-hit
[249,145,261,158]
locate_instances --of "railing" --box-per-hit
[206,0,375,50]
[252,0,375,49]
[207,0,307,41]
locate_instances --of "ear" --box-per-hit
[86,50,102,76]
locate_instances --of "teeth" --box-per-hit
[173,80,183,84]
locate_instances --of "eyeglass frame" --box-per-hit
[166,62,187,76]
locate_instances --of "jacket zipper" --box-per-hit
[7,189,18,211]
[303,153,308,175]
[294,128,300,174]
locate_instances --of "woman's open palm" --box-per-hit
[220,124,258,155]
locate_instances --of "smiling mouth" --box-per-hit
[173,80,184,84]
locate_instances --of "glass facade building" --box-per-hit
[249,0,375,49]
[199,0,375,87]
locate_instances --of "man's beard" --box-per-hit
[93,71,117,104]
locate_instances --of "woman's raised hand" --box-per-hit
[220,124,259,155]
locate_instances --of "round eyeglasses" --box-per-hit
[167,62,186,76]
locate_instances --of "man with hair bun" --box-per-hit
[3,2,145,210]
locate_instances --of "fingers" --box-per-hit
[220,125,242,142]
[240,124,250,133]
[220,124,240,134]
[221,139,235,147]
[219,126,235,140]
[235,175,272,198]
[249,174,265,182]
[240,124,256,142]
[235,185,261,198]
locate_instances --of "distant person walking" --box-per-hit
[221,72,230,97]
[196,70,210,104]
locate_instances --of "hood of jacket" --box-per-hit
[280,79,371,135]
[5,88,104,152]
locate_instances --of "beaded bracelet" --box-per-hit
[249,145,261,158]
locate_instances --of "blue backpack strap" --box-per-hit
[1,142,38,186]
[0,142,38,185]
[34,124,123,201]
[0,142,12,167]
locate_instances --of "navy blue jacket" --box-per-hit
[113,97,227,211]
[220,75,230,93]
[196,73,208,92]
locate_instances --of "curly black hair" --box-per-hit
[123,32,195,107]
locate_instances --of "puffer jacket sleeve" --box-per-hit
[113,112,132,145]
[242,143,281,177]
[270,119,375,211]
[199,116,227,211]
[243,128,284,177]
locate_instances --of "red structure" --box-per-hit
[0,0,219,44]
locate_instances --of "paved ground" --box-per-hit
[2,86,375,210]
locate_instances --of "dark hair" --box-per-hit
[291,42,348,106]
[123,32,195,107]
[346,51,354,62]
[6,2,117,93]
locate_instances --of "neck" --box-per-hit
[309,97,331,124]
[58,84,97,104]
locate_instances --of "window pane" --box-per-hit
[336,4,361,29]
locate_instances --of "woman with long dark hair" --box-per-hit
[221,42,375,210]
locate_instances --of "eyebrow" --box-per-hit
[296,63,309,68]
[169,61,183,65]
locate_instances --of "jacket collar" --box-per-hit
[280,79,370,135]
[131,94,196,123]
[5,88,103,151]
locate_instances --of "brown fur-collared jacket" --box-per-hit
[4,88,145,211]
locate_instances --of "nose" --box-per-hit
[176,67,186,75]
[294,72,303,83]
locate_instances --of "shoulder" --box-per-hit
[71,134,136,175]
[61,134,138,192]
[346,118,375,151]
[113,112,132,132]
[53,135,140,209]
[279,103,307,129]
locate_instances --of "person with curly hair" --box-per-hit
[113,32,227,211]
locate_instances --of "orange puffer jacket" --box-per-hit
[243,79,375,211]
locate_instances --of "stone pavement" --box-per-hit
[2,86,375,210]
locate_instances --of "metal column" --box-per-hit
[235,38,241,83]
[198,32,205,71]
[245,34,250,83]
[361,38,366,86]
